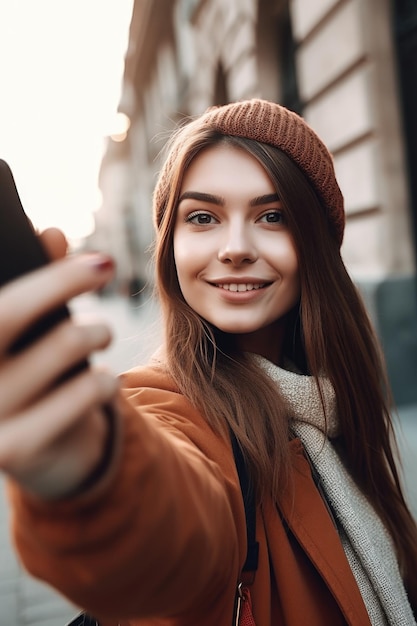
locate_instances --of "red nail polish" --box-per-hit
[88,254,115,272]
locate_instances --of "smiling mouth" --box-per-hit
[214,283,269,292]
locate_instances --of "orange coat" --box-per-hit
[8,364,372,626]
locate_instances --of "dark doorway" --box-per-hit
[256,0,301,112]
[214,63,229,106]
[280,3,302,114]
[392,0,417,251]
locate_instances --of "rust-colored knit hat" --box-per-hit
[154,98,345,245]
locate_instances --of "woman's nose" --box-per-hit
[217,223,258,265]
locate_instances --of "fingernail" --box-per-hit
[86,254,115,273]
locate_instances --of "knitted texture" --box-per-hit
[254,355,416,626]
[153,99,345,246]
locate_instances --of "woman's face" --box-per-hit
[173,144,300,356]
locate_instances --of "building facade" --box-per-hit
[92,0,417,403]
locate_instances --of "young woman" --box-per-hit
[2,99,417,626]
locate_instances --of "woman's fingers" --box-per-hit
[0,319,112,416]
[0,248,118,498]
[0,252,114,353]
[0,367,118,479]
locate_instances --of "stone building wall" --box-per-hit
[292,0,414,279]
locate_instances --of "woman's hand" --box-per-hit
[0,231,119,499]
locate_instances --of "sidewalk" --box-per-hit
[0,489,77,625]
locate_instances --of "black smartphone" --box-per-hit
[0,159,87,376]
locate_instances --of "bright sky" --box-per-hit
[0,0,133,243]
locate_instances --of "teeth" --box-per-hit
[217,283,264,292]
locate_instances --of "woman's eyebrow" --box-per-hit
[178,191,225,205]
[250,193,280,206]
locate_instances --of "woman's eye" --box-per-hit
[259,211,284,224]
[186,212,216,225]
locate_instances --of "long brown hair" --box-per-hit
[153,125,417,606]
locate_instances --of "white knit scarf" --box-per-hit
[255,356,416,626]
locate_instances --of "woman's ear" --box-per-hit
[39,228,68,261]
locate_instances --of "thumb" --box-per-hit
[39,228,68,261]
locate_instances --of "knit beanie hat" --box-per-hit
[153,98,345,246]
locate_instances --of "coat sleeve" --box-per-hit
[7,367,244,622]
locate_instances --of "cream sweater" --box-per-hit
[256,356,416,626]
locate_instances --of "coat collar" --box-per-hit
[272,439,372,626]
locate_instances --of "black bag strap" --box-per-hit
[230,431,259,578]
[66,613,99,625]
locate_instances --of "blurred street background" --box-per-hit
[1,0,417,623]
